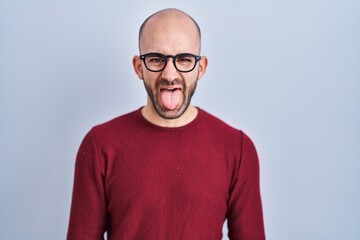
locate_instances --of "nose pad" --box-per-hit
[161,58,179,80]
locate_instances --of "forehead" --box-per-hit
[140,12,200,54]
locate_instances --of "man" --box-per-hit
[67,8,265,240]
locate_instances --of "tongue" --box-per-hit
[160,89,182,110]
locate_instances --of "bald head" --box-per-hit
[138,8,201,54]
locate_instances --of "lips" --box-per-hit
[160,86,182,91]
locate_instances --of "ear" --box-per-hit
[132,55,144,80]
[197,56,208,80]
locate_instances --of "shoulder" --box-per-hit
[197,108,241,134]
[198,108,246,143]
[197,108,256,147]
[88,108,142,142]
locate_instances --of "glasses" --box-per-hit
[139,52,201,73]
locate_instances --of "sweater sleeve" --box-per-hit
[227,132,266,240]
[67,129,107,240]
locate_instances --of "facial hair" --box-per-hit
[143,77,198,119]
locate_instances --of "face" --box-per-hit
[133,12,207,120]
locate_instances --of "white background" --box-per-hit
[1,0,359,239]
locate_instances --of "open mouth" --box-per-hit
[160,87,182,92]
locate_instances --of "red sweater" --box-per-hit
[67,108,265,240]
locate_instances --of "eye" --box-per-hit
[176,55,194,63]
[148,56,165,63]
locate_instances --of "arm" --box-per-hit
[227,132,265,240]
[67,129,107,240]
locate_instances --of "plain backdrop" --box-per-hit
[1,0,359,239]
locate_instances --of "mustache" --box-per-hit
[156,78,184,88]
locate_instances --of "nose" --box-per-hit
[161,58,179,81]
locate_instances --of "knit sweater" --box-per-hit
[67,108,265,240]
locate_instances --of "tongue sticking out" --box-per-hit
[160,89,182,110]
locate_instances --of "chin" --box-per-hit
[156,104,189,120]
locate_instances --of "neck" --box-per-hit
[141,103,198,128]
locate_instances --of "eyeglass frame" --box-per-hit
[139,52,202,73]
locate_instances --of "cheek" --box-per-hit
[184,73,199,86]
[143,73,161,87]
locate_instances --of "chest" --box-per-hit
[103,138,235,211]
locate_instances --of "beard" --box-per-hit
[143,77,198,119]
